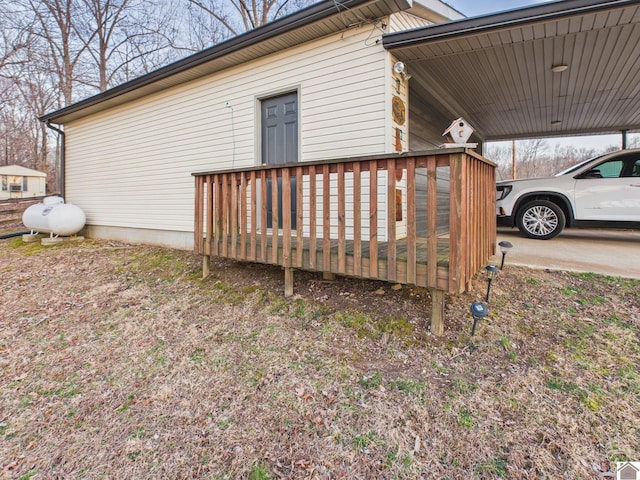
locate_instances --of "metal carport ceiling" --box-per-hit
[383,0,640,141]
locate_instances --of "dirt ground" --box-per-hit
[1,238,639,479]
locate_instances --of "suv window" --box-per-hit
[596,160,623,178]
[583,155,640,179]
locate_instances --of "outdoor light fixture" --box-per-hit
[485,265,499,302]
[393,61,406,74]
[498,240,513,270]
[470,302,489,336]
[551,64,568,73]
[393,61,411,80]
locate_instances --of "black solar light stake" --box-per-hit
[470,302,489,336]
[485,265,499,302]
[498,241,513,270]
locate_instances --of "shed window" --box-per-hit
[1,176,6,191]
[7,176,24,192]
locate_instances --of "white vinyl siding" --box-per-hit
[388,12,433,33]
[244,171,384,242]
[65,25,389,241]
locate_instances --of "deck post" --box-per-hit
[430,289,445,336]
[202,255,211,279]
[284,267,294,297]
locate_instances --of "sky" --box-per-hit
[444,0,555,17]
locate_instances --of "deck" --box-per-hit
[193,149,496,334]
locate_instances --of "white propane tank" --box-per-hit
[22,196,86,236]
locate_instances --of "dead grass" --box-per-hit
[0,238,638,479]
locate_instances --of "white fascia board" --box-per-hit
[408,0,466,23]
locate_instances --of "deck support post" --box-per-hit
[284,267,294,297]
[202,255,211,279]
[430,289,445,336]
[322,272,336,281]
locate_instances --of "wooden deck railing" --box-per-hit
[193,149,496,334]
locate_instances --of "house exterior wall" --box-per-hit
[65,23,397,248]
[384,10,435,240]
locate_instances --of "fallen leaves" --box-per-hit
[0,240,638,480]
[295,385,312,400]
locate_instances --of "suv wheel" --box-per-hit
[516,200,565,240]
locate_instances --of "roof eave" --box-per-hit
[41,0,408,124]
[382,0,638,48]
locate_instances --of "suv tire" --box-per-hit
[516,200,566,240]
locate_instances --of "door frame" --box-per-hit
[255,86,301,166]
[255,87,302,232]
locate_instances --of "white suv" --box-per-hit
[496,148,640,239]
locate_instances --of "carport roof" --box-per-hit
[383,0,640,141]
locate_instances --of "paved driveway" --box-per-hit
[490,227,640,280]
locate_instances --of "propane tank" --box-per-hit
[22,196,86,236]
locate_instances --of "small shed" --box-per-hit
[0,165,47,200]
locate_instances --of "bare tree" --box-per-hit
[185,0,311,40]
[0,4,41,168]
[483,143,512,181]
[75,0,183,92]
[0,80,38,167]
[15,69,58,171]
[114,0,189,79]
[0,81,22,166]
[28,0,90,105]
[73,0,132,92]
[1,0,190,183]
[484,137,625,181]
[179,0,231,51]
[185,0,239,37]
[0,2,34,75]
[233,0,286,31]
[512,138,545,178]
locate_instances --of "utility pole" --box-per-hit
[511,139,517,179]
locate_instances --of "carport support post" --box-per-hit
[430,289,445,336]
[202,255,210,279]
[284,267,294,297]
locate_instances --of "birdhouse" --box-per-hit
[442,117,476,147]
